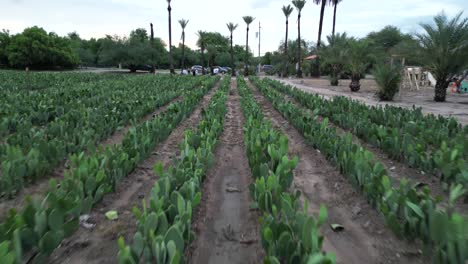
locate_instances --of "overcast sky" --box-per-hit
[2,0,467,54]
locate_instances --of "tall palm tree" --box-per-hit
[167,0,174,74]
[417,12,468,102]
[227,22,238,77]
[331,0,342,36]
[282,5,294,77]
[242,16,255,76]
[292,0,306,78]
[178,19,189,72]
[196,30,207,75]
[314,0,328,49]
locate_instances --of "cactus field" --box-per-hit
[0,71,466,264]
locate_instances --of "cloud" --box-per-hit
[1,0,467,54]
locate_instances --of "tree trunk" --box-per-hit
[201,48,206,75]
[434,79,448,102]
[150,23,155,72]
[284,19,289,78]
[231,33,235,77]
[168,4,175,74]
[332,3,337,36]
[181,31,185,71]
[296,13,302,78]
[349,74,361,91]
[317,0,326,49]
[245,26,249,76]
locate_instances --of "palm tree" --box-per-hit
[227,22,238,77]
[242,16,255,76]
[196,30,207,75]
[167,0,174,74]
[319,33,350,85]
[178,19,189,72]
[282,5,294,77]
[314,0,328,49]
[331,0,342,36]
[346,40,370,92]
[417,12,468,102]
[292,0,306,78]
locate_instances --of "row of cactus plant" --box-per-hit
[0,77,219,263]
[250,77,467,264]
[262,78,468,192]
[237,76,335,264]
[0,75,203,198]
[117,77,230,263]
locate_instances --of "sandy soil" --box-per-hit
[247,79,424,264]
[271,77,468,126]
[0,95,181,220]
[187,78,263,264]
[47,83,221,264]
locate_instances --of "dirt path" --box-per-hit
[187,78,263,264]
[247,80,424,264]
[47,82,221,264]
[271,77,468,126]
[0,95,182,220]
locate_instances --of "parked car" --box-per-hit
[213,66,228,74]
[261,65,273,72]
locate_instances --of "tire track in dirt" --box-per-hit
[0,94,183,220]
[47,81,221,264]
[186,78,263,264]
[247,80,424,264]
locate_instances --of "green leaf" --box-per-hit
[48,209,64,231]
[164,226,184,252]
[105,210,119,220]
[154,161,164,176]
[318,204,327,226]
[405,201,424,218]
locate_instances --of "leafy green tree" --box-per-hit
[292,0,306,78]
[243,16,255,76]
[417,12,468,102]
[0,30,10,66]
[6,26,79,69]
[367,26,405,52]
[282,4,294,77]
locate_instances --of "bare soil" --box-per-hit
[0,95,181,220]
[247,80,425,264]
[47,83,221,264]
[272,77,468,126]
[187,78,263,264]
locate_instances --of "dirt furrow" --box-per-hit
[47,82,221,264]
[187,78,263,264]
[247,80,424,264]
[0,95,183,220]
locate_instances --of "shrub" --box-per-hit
[373,64,402,101]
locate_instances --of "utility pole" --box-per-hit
[258,21,261,57]
[258,21,261,73]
